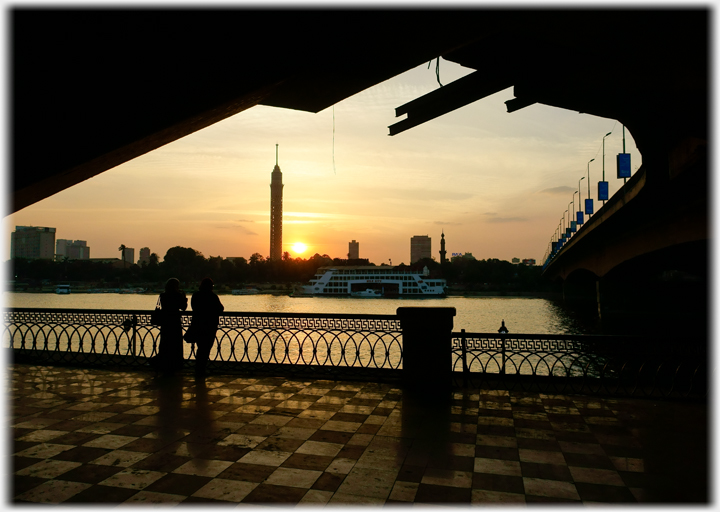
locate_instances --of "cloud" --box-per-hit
[488,214,528,224]
[539,186,575,195]
[216,224,258,236]
[236,219,256,223]
[434,221,461,226]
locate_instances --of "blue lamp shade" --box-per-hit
[570,220,577,233]
[585,198,594,215]
[617,153,631,178]
[598,181,609,201]
[577,211,584,225]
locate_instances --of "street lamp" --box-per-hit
[566,203,572,237]
[570,194,577,232]
[601,131,612,204]
[586,158,595,215]
[578,176,585,225]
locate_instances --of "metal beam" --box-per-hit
[389,71,513,136]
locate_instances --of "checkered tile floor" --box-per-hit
[8,364,708,504]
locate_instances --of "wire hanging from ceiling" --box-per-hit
[428,57,443,87]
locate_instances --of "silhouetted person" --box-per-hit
[498,320,509,334]
[191,277,224,377]
[152,278,188,375]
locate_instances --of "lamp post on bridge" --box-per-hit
[586,158,595,216]
[578,176,585,225]
[600,131,612,205]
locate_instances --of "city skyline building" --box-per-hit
[139,247,151,265]
[410,235,431,264]
[122,247,135,265]
[11,226,56,260]
[439,231,447,264]
[270,144,284,261]
[56,239,90,260]
[349,240,359,260]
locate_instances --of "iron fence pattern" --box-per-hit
[3,308,403,372]
[452,331,707,398]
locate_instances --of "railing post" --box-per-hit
[501,336,506,376]
[461,328,469,388]
[461,328,469,370]
[397,307,456,391]
[132,314,137,357]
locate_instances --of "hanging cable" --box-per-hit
[332,105,336,174]
[427,57,443,87]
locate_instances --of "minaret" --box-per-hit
[439,231,447,264]
[270,144,283,261]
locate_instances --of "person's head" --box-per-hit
[200,277,214,292]
[165,278,180,293]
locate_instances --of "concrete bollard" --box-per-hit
[397,307,456,391]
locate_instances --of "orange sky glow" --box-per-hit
[4,60,641,266]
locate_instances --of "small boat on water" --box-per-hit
[55,285,71,294]
[232,288,260,295]
[350,288,384,298]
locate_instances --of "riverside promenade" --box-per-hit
[9,363,708,504]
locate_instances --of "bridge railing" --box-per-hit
[3,308,707,398]
[452,330,707,399]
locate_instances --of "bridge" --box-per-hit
[10,9,708,334]
[541,141,707,334]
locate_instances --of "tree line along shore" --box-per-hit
[8,246,553,294]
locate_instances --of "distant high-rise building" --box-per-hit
[270,144,284,261]
[349,240,359,259]
[56,239,90,260]
[139,247,151,265]
[410,235,431,263]
[439,231,447,264]
[123,248,135,265]
[11,226,55,260]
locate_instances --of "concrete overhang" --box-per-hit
[11,8,708,214]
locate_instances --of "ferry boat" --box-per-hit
[300,265,447,297]
[55,284,71,294]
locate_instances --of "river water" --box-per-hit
[4,292,591,335]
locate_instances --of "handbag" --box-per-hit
[150,297,163,326]
[184,322,197,344]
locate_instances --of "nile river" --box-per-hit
[4,293,591,335]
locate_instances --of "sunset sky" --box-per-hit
[4,59,641,266]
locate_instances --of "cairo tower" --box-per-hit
[270,145,284,261]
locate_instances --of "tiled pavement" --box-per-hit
[8,363,709,504]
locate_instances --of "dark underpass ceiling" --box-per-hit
[11,8,707,214]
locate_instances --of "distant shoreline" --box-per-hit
[7,289,560,300]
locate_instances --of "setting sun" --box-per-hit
[291,242,307,254]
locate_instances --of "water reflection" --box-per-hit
[6,293,604,334]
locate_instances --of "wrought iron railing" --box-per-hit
[452,330,707,398]
[4,308,707,398]
[3,308,403,378]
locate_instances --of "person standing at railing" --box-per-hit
[190,277,224,377]
[151,277,188,375]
